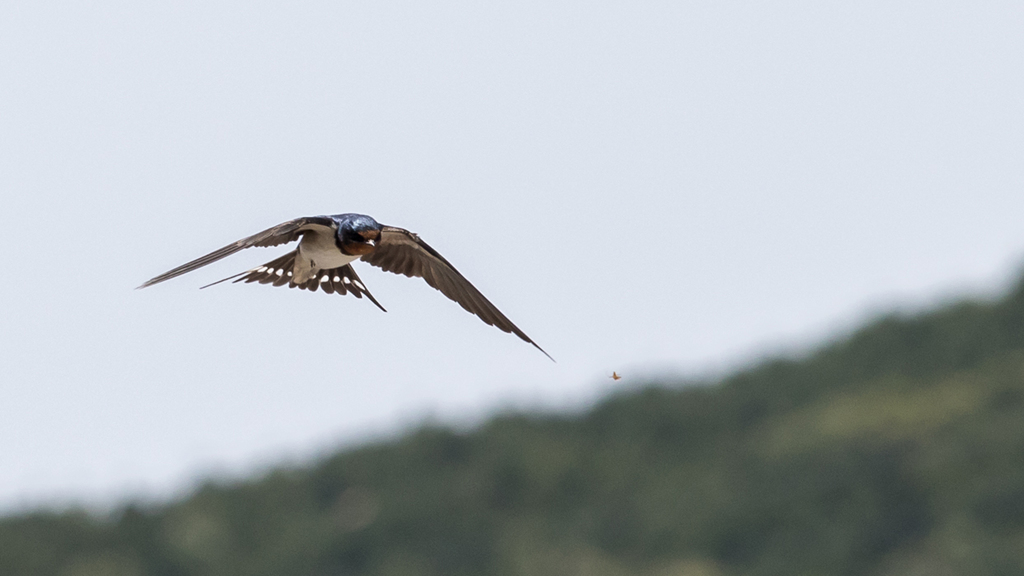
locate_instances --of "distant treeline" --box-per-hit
[6,278,1024,575]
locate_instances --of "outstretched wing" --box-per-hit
[360,226,552,360]
[137,216,337,289]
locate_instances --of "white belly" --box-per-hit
[294,230,357,282]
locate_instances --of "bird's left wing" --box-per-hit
[360,226,552,360]
[138,216,336,289]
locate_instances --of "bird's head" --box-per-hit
[338,214,382,256]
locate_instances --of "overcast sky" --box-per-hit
[2,0,1022,511]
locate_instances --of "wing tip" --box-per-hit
[529,340,555,362]
[538,346,556,362]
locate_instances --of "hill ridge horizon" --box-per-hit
[6,272,1024,575]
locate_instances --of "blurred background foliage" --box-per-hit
[7,277,1024,575]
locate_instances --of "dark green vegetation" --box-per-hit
[8,280,1024,576]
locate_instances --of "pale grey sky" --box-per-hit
[1,0,1023,511]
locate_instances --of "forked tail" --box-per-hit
[201,250,386,312]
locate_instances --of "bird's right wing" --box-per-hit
[137,216,336,289]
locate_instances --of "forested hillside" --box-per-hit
[6,278,1024,575]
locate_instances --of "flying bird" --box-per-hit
[139,213,551,359]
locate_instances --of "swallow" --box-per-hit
[138,213,551,360]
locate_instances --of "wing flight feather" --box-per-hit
[360,226,552,360]
[137,216,336,289]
